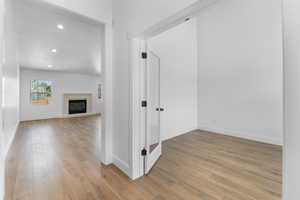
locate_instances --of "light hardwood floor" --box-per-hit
[5,115,282,200]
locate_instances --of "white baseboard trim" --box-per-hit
[0,165,4,200]
[61,112,100,118]
[198,124,283,146]
[112,155,131,177]
[0,177,3,200]
[162,126,199,141]
[4,122,20,159]
[20,112,101,122]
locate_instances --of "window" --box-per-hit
[31,80,53,105]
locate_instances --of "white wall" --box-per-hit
[283,0,300,199]
[0,0,4,198]
[112,0,198,177]
[0,0,20,198]
[20,69,102,121]
[196,0,283,145]
[148,19,198,141]
[3,0,19,157]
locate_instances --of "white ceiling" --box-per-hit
[14,0,105,75]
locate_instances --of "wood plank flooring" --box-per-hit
[5,115,282,200]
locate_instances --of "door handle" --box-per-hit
[156,108,164,112]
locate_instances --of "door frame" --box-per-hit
[129,38,147,179]
[129,0,221,180]
[129,39,162,178]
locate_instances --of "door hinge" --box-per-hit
[141,52,147,59]
[141,100,147,107]
[156,108,165,112]
[141,149,147,156]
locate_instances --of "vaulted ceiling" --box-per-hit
[14,0,105,75]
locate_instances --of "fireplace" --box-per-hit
[69,99,87,114]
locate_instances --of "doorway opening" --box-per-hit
[130,1,283,199]
[4,0,113,198]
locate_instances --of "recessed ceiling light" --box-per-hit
[48,65,53,68]
[51,49,57,53]
[57,24,64,30]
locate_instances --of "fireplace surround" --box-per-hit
[63,93,93,117]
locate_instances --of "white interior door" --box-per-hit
[145,50,162,174]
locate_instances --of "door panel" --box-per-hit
[146,50,161,174]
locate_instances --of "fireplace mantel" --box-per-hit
[63,93,93,117]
